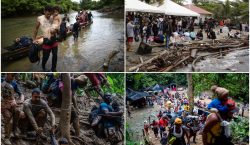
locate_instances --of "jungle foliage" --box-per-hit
[126,73,187,90]
[126,73,249,103]
[193,73,249,102]
[80,0,124,10]
[197,0,249,23]
[1,0,79,17]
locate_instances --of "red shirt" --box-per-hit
[159,118,168,127]
[220,21,224,26]
[150,121,159,128]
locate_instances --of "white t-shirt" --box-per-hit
[37,15,52,37]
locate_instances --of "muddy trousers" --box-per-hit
[42,47,58,71]
[19,110,47,133]
[70,108,80,136]
[2,107,21,139]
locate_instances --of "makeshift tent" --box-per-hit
[125,0,164,13]
[152,84,164,92]
[158,0,200,17]
[126,88,150,101]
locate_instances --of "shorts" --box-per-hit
[127,37,133,42]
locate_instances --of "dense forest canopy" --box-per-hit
[1,0,124,17]
[126,73,249,102]
[126,73,187,90]
[80,0,124,10]
[1,0,79,17]
[193,73,249,102]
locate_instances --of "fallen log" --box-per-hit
[191,49,198,58]
[162,56,190,72]
[103,50,119,70]
[139,57,144,63]
[129,50,168,71]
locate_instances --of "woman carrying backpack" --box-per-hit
[167,118,189,145]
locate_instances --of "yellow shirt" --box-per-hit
[206,114,222,144]
[184,105,190,111]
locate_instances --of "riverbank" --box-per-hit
[2,11,124,72]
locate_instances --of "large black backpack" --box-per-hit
[29,43,40,63]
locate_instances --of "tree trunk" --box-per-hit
[59,73,74,145]
[187,74,194,114]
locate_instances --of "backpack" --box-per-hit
[20,36,32,47]
[29,43,40,63]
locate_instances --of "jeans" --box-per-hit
[166,35,170,48]
[42,47,58,71]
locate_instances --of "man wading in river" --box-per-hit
[33,6,58,72]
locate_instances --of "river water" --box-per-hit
[2,11,124,72]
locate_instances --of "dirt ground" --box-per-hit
[126,27,249,72]
[1,84,124,145]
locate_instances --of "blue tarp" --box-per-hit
[126,88,149,101]
[152,84,165,92]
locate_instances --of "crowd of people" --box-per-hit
[1,73,123,145]
[126,12,249,51]
[139,85,240,145]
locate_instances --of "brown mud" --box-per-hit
[1,82,124,145]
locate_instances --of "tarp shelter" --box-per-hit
[125,0,165,13]
[152,84,164,92]
[158,0,200,17]
[126,88,150,101]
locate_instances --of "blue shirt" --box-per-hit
[1,78,22,96]
[99,102,113,114]
[99,102,114,128]
[207,98,228,113]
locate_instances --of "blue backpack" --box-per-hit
[20,36,32,47]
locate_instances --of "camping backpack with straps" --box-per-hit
[29,43,40,63]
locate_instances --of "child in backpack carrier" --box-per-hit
[208,85,229,113]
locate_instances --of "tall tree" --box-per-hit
[59,74,75,145]
[187,74,194,114]
[224,0,231,18]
